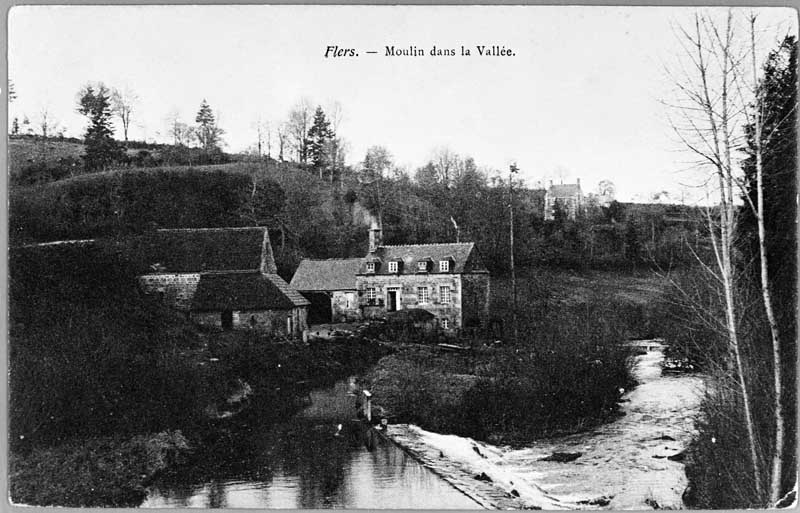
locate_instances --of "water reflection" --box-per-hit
[142,379,481,509]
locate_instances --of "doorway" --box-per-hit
[387,287,401,312]
[221,310,233,330]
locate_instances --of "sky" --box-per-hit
[8,5,797,202]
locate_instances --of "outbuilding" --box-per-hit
[289,258,363,324]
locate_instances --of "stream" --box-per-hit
[500,341,705,509]
[142,341,703,509]
[402,340,706,509]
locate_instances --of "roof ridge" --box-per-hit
[156,226,266,232]
[201,269,261,275]
[379,242,473,248]
[300,257,363,262]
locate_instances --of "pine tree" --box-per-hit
[307,106,332,178]
[77,83,124,171]
[11,117,19,135]
[195,99,223,152]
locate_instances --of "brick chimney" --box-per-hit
[368,214,383,253]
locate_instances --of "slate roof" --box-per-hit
[191,271,310,311]
[289,258,361,291]
[132,227,275,274]
[358,242,487,275]
[547,183,582,198]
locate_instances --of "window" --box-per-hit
[439,260,450,272]
[366,287,377,302]
[439,285,451,304]
[441,319,450,330]
[417,286,429,304]
[388,261,398,273]
[417,261,428,272]
[366,262,376,273]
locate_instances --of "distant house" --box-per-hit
[544,179,583,220]
[356,222,490,330]
[135,227,309,337]
[289,258,363,324]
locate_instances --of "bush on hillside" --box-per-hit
[9,242,220,449]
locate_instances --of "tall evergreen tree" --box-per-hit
[195,99,223,152]
[307,106,332,179]
[77,83,124,171]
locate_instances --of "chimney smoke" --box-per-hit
[368,213,383,253]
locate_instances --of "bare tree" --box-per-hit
[429,147,461,187]
[165,110,192,146]
[742,14,788,505]
[111,87,138,143]
[597,179,616,205]
[287,97,313,163]
[666,10,762,499]
[37,106,58,138]
[276,122,288,162]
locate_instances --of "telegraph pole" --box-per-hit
[509,163,519,344]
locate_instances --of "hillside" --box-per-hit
[8,135,241,185]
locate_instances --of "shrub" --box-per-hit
[8,242,217,448]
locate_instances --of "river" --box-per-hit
[141,379,482,509]
[142,341,703,509]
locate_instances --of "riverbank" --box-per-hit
[363,330,634,445]
[380,343,705,510]
[9,431,191,507]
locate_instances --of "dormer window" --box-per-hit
[439,260,450,272]
[388,261,398,273]
[417,261,428,272]
[366,262,376,273]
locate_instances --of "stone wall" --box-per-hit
[357,273,462,328]
[332,290,361,322]
[139,273,200,311]
[191,307,307,337]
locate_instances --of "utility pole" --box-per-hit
[509,163,519,344]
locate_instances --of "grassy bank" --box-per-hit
[9,431,190,507]
[365,268,664,444]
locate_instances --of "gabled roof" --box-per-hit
[289,258,361,291]
[130,227,276,274]
[358,242,487,275]
[547,183,582,198]
[191,271,310,311]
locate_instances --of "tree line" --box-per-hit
[662,13,795,508]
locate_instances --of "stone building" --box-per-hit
[356,223,490,330]
[135,227,309,337]
[289,258,362,324]
[544,179,583,220]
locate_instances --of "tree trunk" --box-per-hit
[750,19,785,504]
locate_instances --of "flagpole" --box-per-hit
[509,163,518,345]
